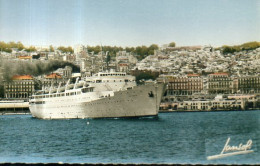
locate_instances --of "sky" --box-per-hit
[0,0,259,47]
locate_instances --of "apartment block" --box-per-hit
[4,75,35,99]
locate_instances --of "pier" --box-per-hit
[0,100,30,114]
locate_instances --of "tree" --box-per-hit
[67,46,73,53]
[168,42,176,47]
[241,41,260,50]
[221,41,260,54]
[58,46,65,52]
[148,44,159,55]
[0,41,10,52]
[125,47,135,53]
[49,45,54,52]
[8,41,16,48]
[106,54,111,62]
[136,72,155,83]
[58,46,73,53]
[17,41,24,50]
[93,46,101,54]
[25,46,36,52]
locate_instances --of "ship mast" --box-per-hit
[100,43,104,71]
[74,77,79,89]
[56,82,62,93]
[49,82,54,94]
[65,79,70,91]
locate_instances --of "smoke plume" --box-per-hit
[0,57,80,83]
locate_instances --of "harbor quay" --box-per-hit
[0,99,30,114]
[159,94,260,112]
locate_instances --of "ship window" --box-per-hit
[35,101,45,104]
[70,92,74,95]
[82,88,88,93]
[66,93,70,96]
[61,93,65,96]
[96,80,102,83]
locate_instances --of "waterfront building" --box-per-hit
[163,95,245,111]
[238,76,260,94]
[4,75,35,99]
[207,73,233,94]
[177,98,244,111]
[167,74,203,95]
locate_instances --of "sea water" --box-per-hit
[0,111,259,164]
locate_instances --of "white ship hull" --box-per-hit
[29,84,165,119]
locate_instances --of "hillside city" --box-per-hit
[0,41,260,112]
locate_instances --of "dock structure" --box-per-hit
[0,100,30,114]
[160,94,260,112]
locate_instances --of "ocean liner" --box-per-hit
[29,71,165,119]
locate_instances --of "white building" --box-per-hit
[74,45,87,54]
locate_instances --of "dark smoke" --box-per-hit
[0,58,80,97]
[0,58,80,83]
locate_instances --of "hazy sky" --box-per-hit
[0,0,259,47]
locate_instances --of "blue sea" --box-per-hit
[0,111,259,164]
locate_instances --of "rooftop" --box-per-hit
[187,74,200,77]
[18,56,32,60]
[12,75,33,80]
[209,72,229,76]
[45,73,62,79]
